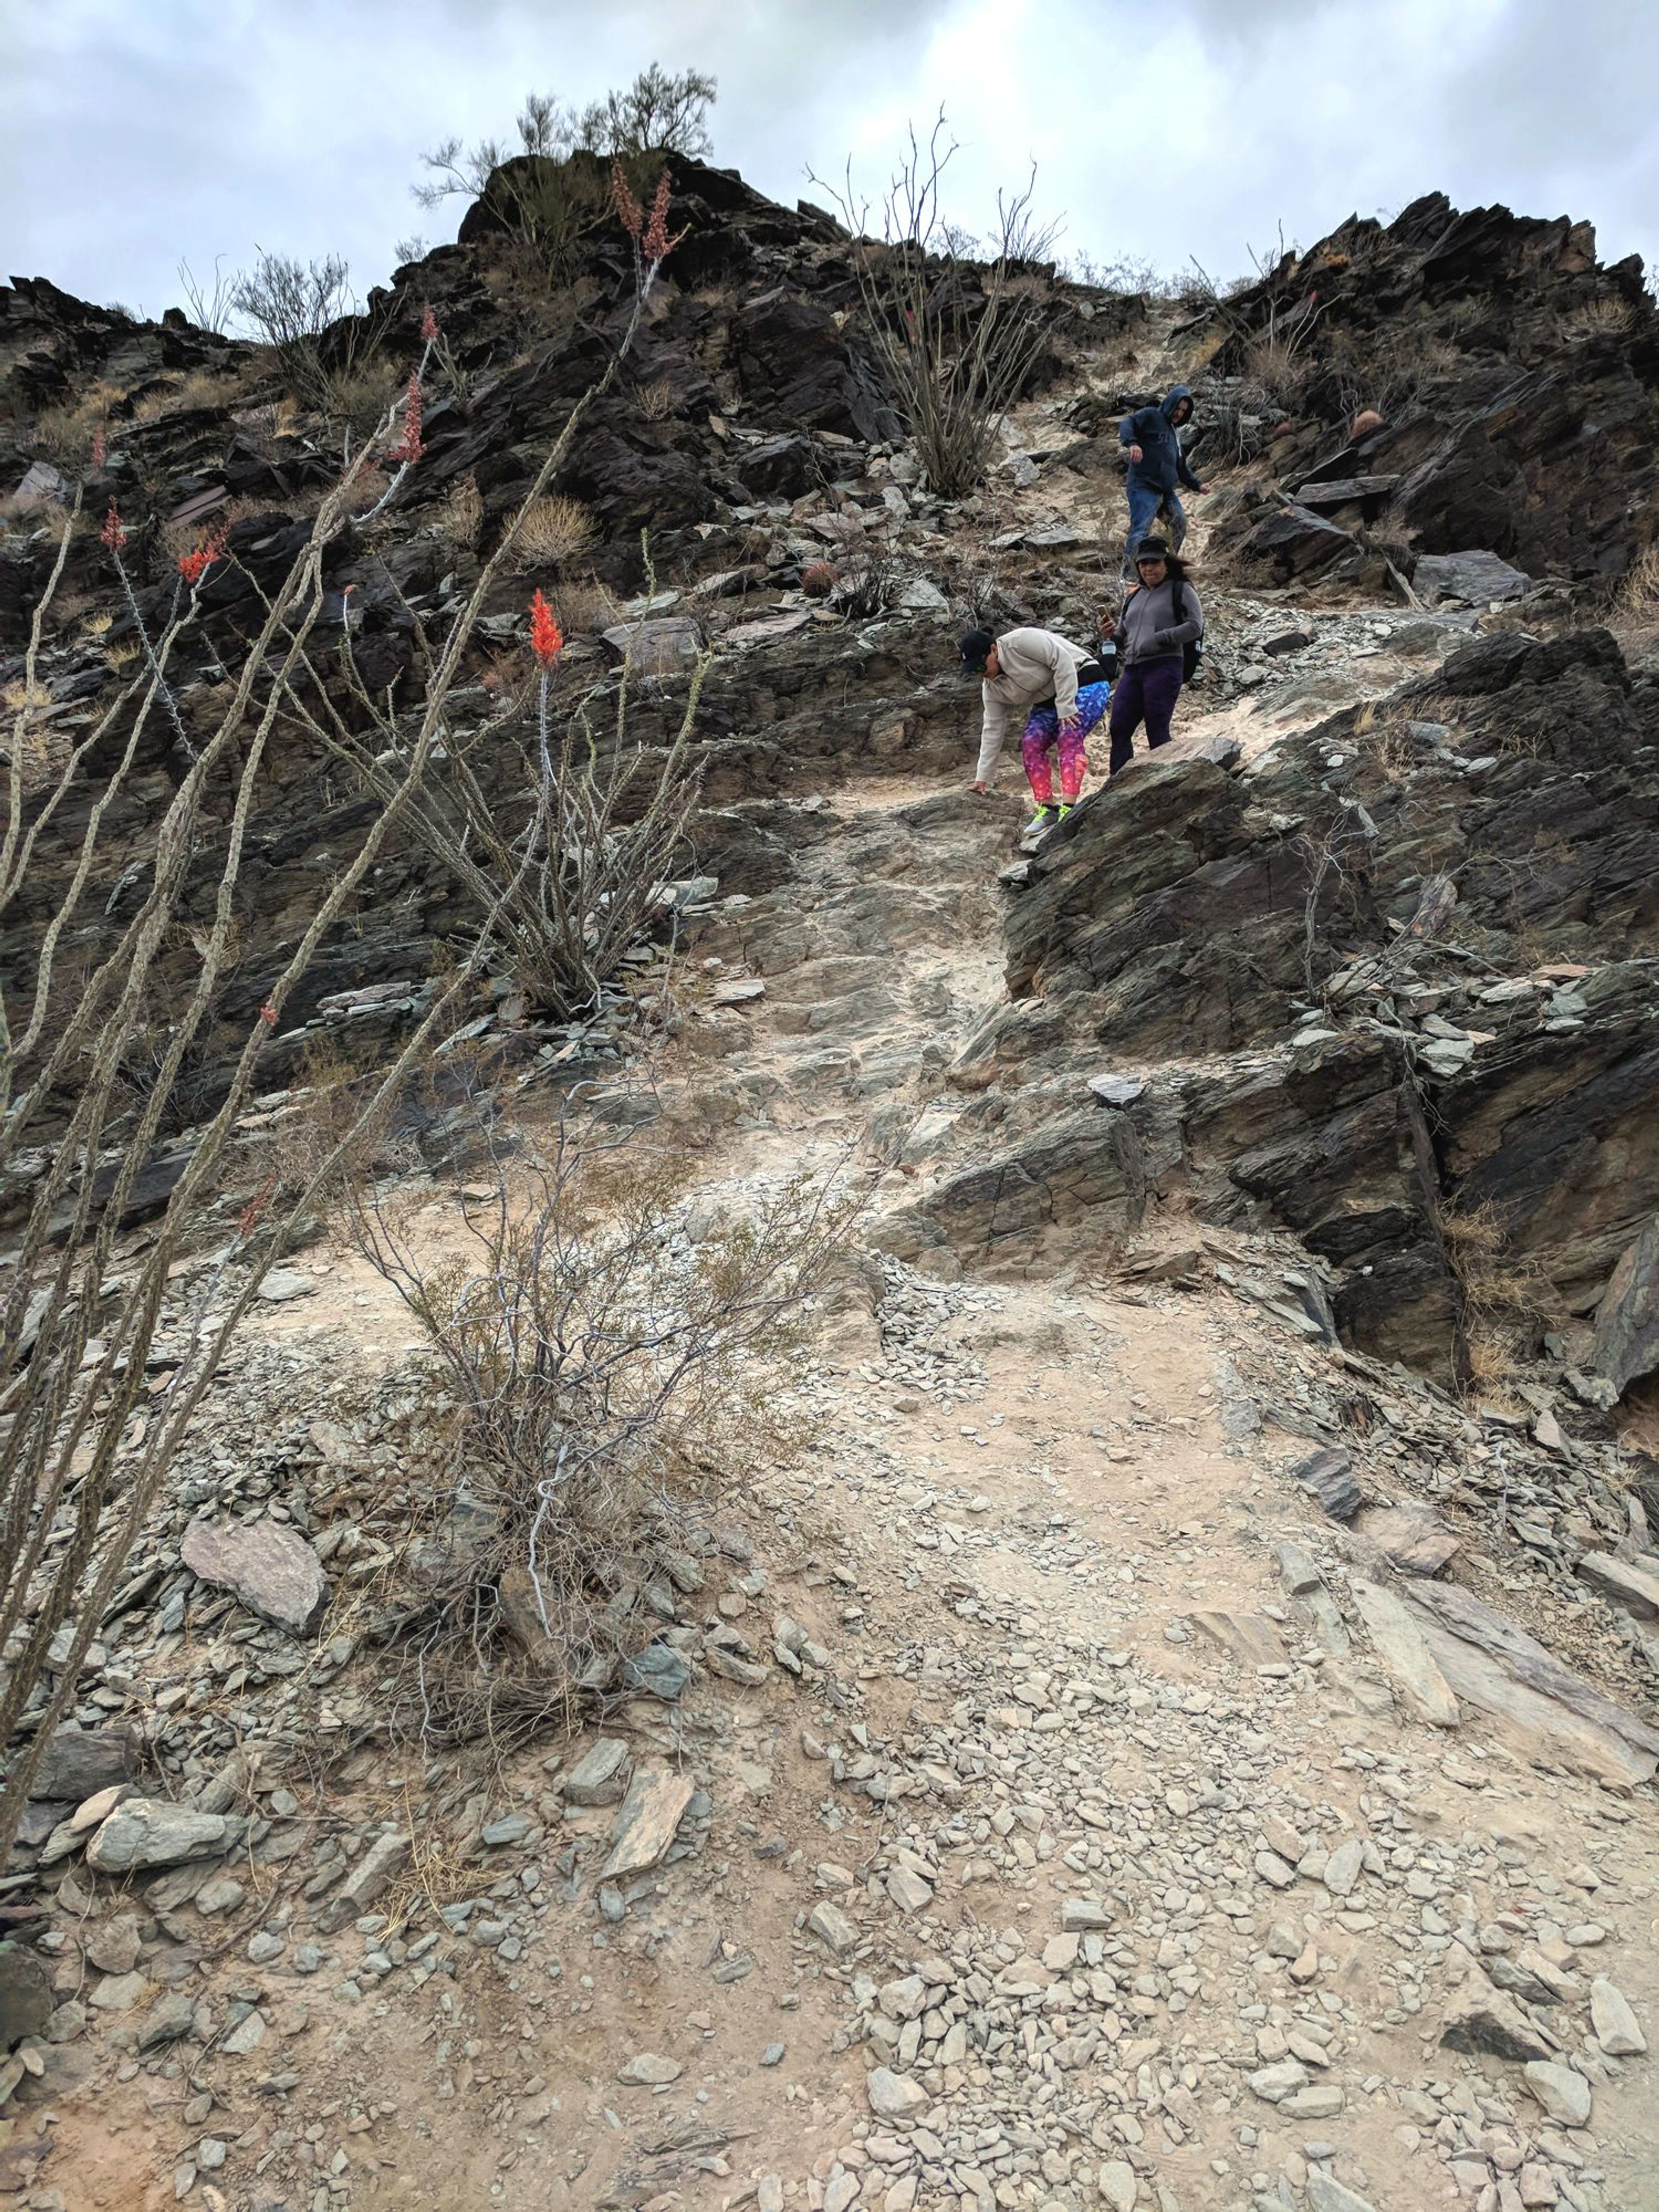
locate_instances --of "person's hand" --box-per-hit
[1097,612,1117,639]
[1059,718,1081,740]
[1127,443,1143,463]
[970,779,988,795]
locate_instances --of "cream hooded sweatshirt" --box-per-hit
[974,627,1094,784]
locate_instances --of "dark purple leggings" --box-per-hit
[1108,657,1183,773]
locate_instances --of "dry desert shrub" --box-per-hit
[502,491,597,571]
[1615,541,1659,623]
[635,376,676,421]
[435,473,485,546]
[345,1074,853,1743]
[29,380,125,468]
[1440,1201,1557,1399]
[1565,295,1636,340]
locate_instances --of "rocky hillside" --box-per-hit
[2,160,1659,2212]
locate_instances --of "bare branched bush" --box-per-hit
[345,1075,849,1741]
[415,65,716,212]
[291,622,709,1019]
[813,114,1060,497]
[229,250,353,403]
[414,67,713,283]
[176,256,238,335]
[635,377,677,421]
[228,251,392,413]
[503,492,597,572]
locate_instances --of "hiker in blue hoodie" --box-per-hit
[1118,384,1209,573]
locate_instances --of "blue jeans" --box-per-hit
[1125,481,1186,572]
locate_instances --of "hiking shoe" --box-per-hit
[1056,801,1077,820]
[1023,805,1055,835]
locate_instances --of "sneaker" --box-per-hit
[1056,801,1077,820]
[1023,805,1055,835]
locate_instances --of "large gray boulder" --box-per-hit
[22,1723,141,1802]
[1411,549,1532,605]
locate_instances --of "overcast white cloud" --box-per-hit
[8,0,1657,318]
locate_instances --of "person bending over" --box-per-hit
[961,624,1112,835]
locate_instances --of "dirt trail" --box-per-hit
[30,652,1659,2212]
[228,778,1659,2209]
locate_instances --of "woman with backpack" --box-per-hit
[1102,536,1204,775]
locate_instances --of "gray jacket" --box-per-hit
[1116,576,1204,665]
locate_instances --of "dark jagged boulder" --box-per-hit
[1208,193,1659,584]
[998,630,1659,1373]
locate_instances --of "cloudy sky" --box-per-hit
[10,0,1657,319]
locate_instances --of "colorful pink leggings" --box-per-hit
[1020,681,1111,802]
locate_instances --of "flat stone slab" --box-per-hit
[602,1767,695,1882]
[1576,1551,1659,1620]
[1523,2059,1592,2126]
[1414,549,1532,606]
[87,1799,237,1873]
[1403,1579,1659,1788]
[1190,1610,1284,1667]
[1590,1976,1646,2055]
[181,1517,327,1635]
[1350,1578,1460,1726]
[315,1829,410,1932]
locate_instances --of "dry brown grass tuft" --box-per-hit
[635,377,676,421]
[29,380,125,467]
[0,495,71,544]
[1566,296,1637,340]
[434,473,484,546]
[1615,542,1659,623]
[548,575,621,638]
[1441,1200,1557,1400]
[1243,333,1314,405]
[129,368,246,424]
[324,362,401,441]
[502,492,597,572]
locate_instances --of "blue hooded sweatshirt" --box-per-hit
[1118,385,1202,496]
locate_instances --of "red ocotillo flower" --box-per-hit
[611,161,644,240]
[529,588,563,667]
[386,373,425,466]
[177,522,229,587]
[238,1168,277,1240]
[420,299,439,343]
[642,172,682,264]
[100,499,127,552]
